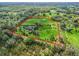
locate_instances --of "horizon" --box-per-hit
[0,2,79,6]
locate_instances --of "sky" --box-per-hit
[0,0,79,2]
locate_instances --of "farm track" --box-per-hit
[10,16,64,47]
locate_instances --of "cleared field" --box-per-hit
[15,18,58,41]
[62,31,79,48]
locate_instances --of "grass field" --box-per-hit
[16,18,58,41]
[62,31,79,48]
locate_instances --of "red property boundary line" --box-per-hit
[16,16,33,28]
[10,16,64,47]
[16,16,50,28]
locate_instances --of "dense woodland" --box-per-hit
[0,3,79,56]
